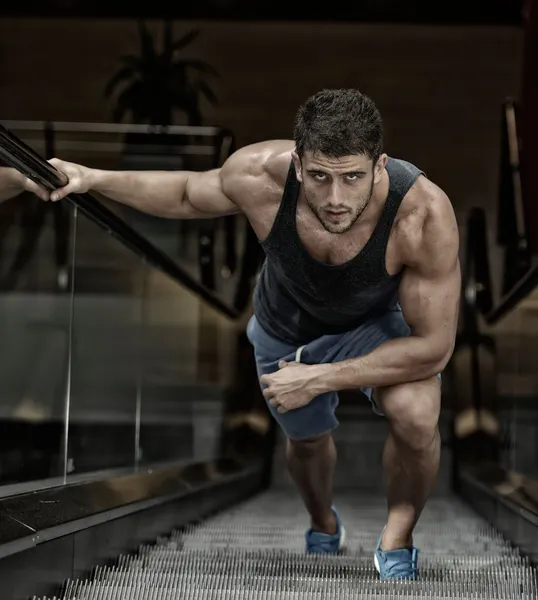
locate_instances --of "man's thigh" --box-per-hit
[246,315,339,441]
[246,306,441,433]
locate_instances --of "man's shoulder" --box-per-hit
[395,176,459,267]
[220,140,294,205]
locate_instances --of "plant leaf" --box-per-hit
[103,66,136,98]
[137,20,156,63]
[113,81,148,123]
[163,20,173,57]
[118,55,144,70]
[171,29,200,52]
[196,81,218,106]
[173,59,220,77]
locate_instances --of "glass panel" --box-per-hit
[1,122,260,487]
[139,266,239,465]
[0,181,74,487]
[492,297,538,480]
[66,209,144,476]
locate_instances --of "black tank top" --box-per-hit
[253,157,425,345]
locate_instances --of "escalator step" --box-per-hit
[35,492,538,599]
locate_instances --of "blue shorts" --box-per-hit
[246,306,437,441]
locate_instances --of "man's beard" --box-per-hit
[305,178,375,234]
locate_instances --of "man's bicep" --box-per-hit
[398,204,461,362]
[399,259,460,344]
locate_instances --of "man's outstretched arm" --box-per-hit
[46,155,244,219]
[317,191,461,390]
[0,144,263,218]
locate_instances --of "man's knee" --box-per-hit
[377,376,441,450]
[287,432,332,458]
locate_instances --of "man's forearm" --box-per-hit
[315,336,449,391]
[89,169,190,218]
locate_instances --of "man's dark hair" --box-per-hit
[293,89,383,162]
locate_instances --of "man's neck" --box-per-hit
[356,168,391,229]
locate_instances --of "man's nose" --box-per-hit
[327,183,344,206]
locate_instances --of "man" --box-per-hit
[1,89,460,580]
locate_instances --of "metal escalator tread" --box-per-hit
[37,491,537,599]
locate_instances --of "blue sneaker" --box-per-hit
[374,527,419,580]
[305,506,346,554]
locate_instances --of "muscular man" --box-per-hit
[1,89,460,580]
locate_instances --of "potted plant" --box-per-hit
[104,20,220,169]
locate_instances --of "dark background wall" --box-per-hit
[0,19,523,225]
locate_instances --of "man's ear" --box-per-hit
[374,153,388,185]
[291,150,303,182]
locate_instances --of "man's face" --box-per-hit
[292,151,386,234]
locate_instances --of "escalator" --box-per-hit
[38,488,536,599]
[0,116,537,600]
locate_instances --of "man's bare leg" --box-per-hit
[376,376,441,550]
[286,432,338,534]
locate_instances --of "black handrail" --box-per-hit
[464,99,534,327]
[0,123,239,319]
[485,263,538,324]
[463,207,538,326]
[461,207,493,332]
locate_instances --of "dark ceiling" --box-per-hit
[0,0,525,24]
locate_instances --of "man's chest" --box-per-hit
[244,197,403,275]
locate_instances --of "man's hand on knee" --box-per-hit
[261,360,326,413]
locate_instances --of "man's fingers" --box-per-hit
[48,157,69,184]
[264,390,291,412]
[50,177,77,201]
[48,157,64,169]
[279,360,301,369]
[50,185,73,202]
[22,178,50,201]
[47,158,73,200]
[262,385,280,408]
